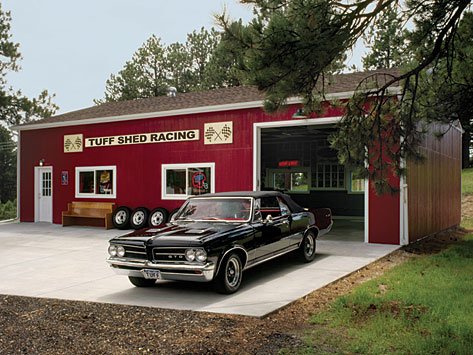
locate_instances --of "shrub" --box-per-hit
[0,199,17,221]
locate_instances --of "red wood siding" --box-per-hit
[368,167,400,245]
[407,123,462,242]
[20,105,343,225]
[18,100,417,245]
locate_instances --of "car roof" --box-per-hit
[191,191,283,199]
[189,190,306,213]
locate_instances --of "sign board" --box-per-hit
[204,121,233,145]
[64,134,83,153]
[61,171,69,185]
[84,130,199,148]
[278,160,300,167]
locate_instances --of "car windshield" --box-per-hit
[175,198,253,222]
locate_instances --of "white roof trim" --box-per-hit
[12,87,401,131]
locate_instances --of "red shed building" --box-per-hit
[13,70,461,245]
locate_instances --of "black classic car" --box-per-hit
[107,191,333,294]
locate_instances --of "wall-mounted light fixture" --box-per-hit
[39,159,45,166]
[292,108,306,118]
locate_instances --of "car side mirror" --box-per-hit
[254,209,262,222]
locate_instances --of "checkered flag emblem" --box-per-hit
[75,137,82,149]
[64,138,72,151]
[64,135,83,152]
[205,127,217,142]
[204,122,232,144]
[221,125,231,140]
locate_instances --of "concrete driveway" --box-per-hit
[0,220,398,317]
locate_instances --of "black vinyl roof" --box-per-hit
[192,191,283,199]
[190,191,305,212]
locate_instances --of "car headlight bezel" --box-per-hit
[108,244,117,257]
[185,248,207,262]
[195,249,207,262]
[117,245,125,257]
[185,248,196,261]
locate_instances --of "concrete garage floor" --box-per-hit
[0,220,398,317]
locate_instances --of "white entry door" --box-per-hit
[36,167,53,222]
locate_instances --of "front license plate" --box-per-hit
[141,269,161,279]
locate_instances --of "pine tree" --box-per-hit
[218,0,471,192]
[0,4,57,127]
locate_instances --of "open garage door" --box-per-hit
[254,120,366,243]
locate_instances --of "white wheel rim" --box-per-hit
[151,212,164,226]
[133,211,145,225]
[115,210,127,224]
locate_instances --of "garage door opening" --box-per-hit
[254,120,366,243]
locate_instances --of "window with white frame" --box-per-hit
[349,172,365,193]
[313,163,345,189]
[75,166,116,198]
[267,168,310,193]
[162,163,215,200]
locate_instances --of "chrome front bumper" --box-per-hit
[107,258,216,282]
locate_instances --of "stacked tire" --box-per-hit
[148,208,168,228]
[112,206,132,230]
[112,206,173,230]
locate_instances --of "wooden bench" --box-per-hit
[62,202,115,229]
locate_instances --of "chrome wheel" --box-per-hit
[299,231,317,262]
[226,256,241,288]
[215,252,243,294]
[304,233,315,258]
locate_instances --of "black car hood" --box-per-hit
[110,222,251,247]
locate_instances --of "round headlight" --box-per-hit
[185,248,196,261]
[108,245,117,257]
[117,246,125,257]
[195,249,207,262]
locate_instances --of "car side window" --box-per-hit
[253,199,263,222]
[277,198,290,216]
[259,197,281,219]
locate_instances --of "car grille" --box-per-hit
[153,247,187,262]
[116,244,147,260]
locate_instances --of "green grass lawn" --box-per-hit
[462,168,473,229]
[301,235,473,354]
[294,169,473,354]
[462,168,473,195]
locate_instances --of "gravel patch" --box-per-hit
[0,228,466,354]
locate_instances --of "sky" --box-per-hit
[3,0,255,114]
[3,1,364,115]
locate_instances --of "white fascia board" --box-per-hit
[12,87,401,132]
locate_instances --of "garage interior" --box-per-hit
[260,124,364,242]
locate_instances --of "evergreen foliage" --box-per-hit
[0,125,16,203]
[408,12,473,168]
[218,0,471,193]
[0,3,57,127]
[97,27,243,103]
[362,2,408,70]
[0,199,16,220]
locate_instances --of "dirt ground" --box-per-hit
[461,194,473,222]
[0,211,469,354]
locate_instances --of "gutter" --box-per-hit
[11,87,401,132]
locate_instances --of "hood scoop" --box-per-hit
[185,228,214,234]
